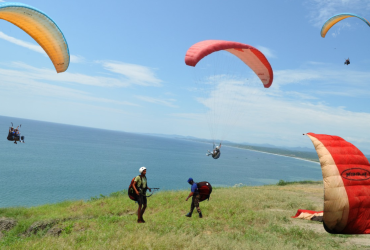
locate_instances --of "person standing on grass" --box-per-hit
[185,178,203,218]
[132,166,151,223]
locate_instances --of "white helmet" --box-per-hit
[139,166,146,173]
[215,146,219,149]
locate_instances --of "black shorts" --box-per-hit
[138,194,147,205]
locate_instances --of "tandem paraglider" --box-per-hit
[7,123,24,144]
[344,58,350,65]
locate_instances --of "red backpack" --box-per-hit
[128,177,139,201]
[197,181,212,202]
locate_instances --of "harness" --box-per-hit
[135,176,160,197]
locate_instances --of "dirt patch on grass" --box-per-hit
[350,237,370,247]
[290,218,326,234]
[267,208,288,212]
[290,218,370,247]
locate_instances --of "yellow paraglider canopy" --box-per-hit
[0,2,70,73]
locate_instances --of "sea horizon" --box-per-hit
[0,115,322,208]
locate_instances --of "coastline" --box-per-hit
[171,136,320,164]
[225,144,320,164]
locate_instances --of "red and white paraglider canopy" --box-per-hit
[185,40,273,88]
[306,133,370,234]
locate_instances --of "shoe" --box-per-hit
[185,212,192,217]
[199,212,203,218]
[137,219,144,223]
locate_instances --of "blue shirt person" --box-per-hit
[185,178,203,218]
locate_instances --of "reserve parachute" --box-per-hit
[0,2,70,73]
[306,133,370,234]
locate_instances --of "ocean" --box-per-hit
[0,115,322,208]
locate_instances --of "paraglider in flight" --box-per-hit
[321,13,370,38]
[305,133,370,234]
[206,143,221,159]
[185,40,273,159]
[0,2,70,73]
[344,58,350,65]
[7,123,24,144]
[185,40,273,87]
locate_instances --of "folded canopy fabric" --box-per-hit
[306,133,370,234]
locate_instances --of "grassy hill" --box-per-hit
[0,181,368,249]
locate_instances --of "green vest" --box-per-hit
[134,175,147,194]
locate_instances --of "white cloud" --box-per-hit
[0,64,138,106]
[0,31,45,54]
[135,95,177,108]
[0,31,84,63]
[273,67,370,92]
[173,66,370,152]
[70,55,85,63]
[99,61,162,87]
[9,62,132,87]
[256,46,276,58]
[306,0,370,28]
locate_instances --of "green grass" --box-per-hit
[0,183,366,249]
[277,180,323,186]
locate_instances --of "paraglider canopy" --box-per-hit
[321,13,370,38]
[185,40,274,146]
[0,2,70,73]
[306,133,370,234]
[185,40,273,88]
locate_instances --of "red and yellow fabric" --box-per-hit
[306,133,370,234]
[292,209,323,220]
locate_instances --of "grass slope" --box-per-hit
[0,182,368,250]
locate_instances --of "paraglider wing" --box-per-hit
[321,13,370,38]
[185,40,273,88]
[306,133,370,234]
[0,2,70,73]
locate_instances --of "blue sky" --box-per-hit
[1,0,370,152]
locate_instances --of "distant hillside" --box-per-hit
[226,143,319,162]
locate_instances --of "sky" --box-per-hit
[1,0,370,152]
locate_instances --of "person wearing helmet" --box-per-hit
[133,166,151,223]
[206,143,221,159]
[185,178,203,218]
